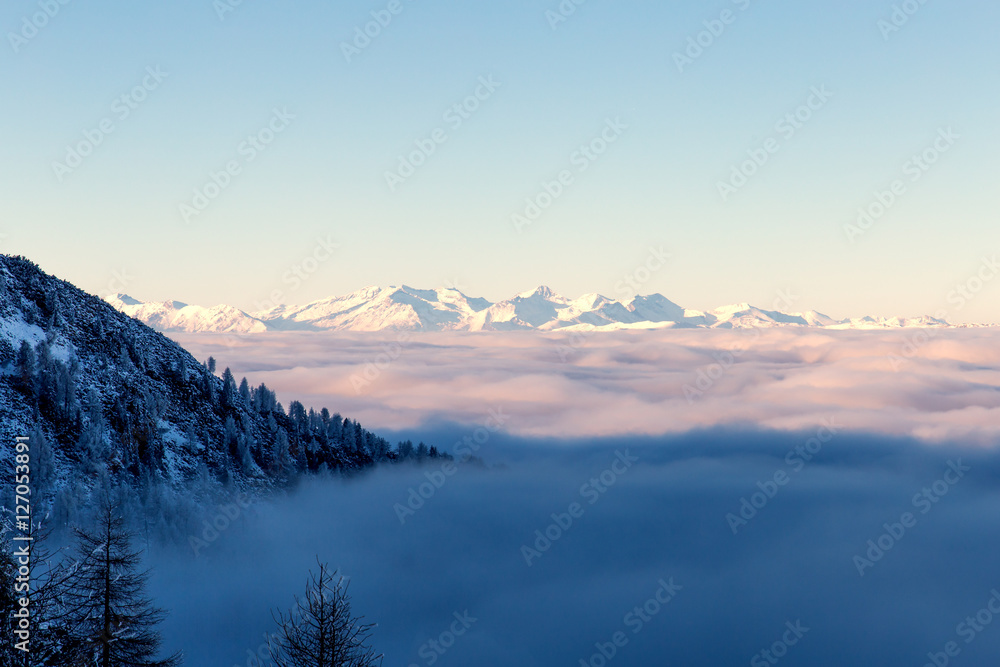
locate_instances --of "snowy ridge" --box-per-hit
[105,294,267,334]
[106,286,970,334]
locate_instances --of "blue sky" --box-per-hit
[2,0,998,321]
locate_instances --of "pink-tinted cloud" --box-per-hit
[172,328,1000,445]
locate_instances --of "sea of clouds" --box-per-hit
[175,327,1000,445]
[150,432,1000,667]
[144,328,1000,665]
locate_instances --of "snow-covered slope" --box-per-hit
[0,256,447,530]
[106,286,967,333]
[253,285,489,332]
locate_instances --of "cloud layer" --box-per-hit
[149,432,1000,667]
[173,328,1000,445]
[147,329,1000,664]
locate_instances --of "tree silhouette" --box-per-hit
[269,561,381,667]
[60,497,181,667]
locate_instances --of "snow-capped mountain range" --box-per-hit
[105,286,961,333]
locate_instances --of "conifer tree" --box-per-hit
[269,561,381,667]
[60,497,181,667]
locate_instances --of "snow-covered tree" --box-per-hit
[238,377,251,407]
[221,367,236,408]
[271,429,293,478]
[28,426,55,504]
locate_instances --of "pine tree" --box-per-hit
[271,430,293,478]
[15,340,36,398]
[202,370,215,402]
[60,497,182,667]
[221,368,236,408]
[325,415,342,444]
[224,416,240,462]
[0,337,16,367]
[341,420,355,452]
[176,355,188,385]
[28,427,55,510]
[238,377,251,407]
[268,561,381,667]
[396,440,412,459]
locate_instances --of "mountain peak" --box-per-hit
[109,293,143,306]
[518,285,558,299]
[106,293,264,333]
[105,285,967,334]
[713,302,753,314]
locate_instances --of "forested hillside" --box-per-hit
[0,255,445,534]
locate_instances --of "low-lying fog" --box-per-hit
[150,430,1000,666]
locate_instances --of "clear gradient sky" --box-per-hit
[2,0,998,322]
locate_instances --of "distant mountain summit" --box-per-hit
[107,285,959,333]
[105,294,267,334]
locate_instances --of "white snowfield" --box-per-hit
[105,285,970,334]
